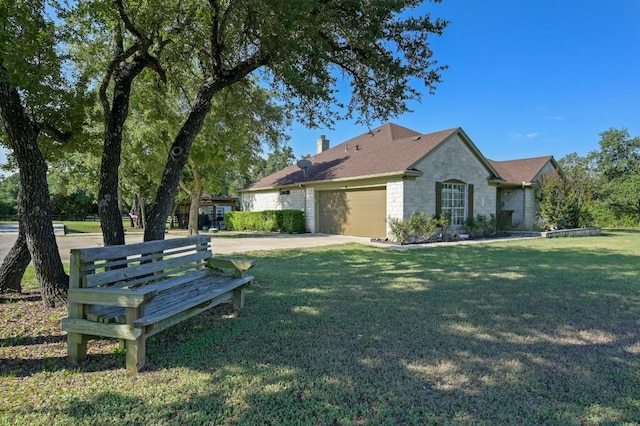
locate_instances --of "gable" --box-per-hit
[488,156,560,184]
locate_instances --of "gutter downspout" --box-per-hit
[522,182,526,227]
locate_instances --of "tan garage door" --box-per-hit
[317,187,386,238]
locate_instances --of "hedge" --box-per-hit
[224,210,305,233]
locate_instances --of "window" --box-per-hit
[441,182,466,226]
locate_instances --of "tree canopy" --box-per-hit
[591,128,640,225]
[2,0,450,304]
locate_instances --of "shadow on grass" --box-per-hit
[9,235,640,423]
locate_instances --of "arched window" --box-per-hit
[435,180,474,227]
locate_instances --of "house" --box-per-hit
[240,123,560,238]
[489,156,561,229]
[174,195,238,229]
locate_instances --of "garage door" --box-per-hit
[317,187,386,238]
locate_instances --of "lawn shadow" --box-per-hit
[10,236,640,423]
[125,239,640,423]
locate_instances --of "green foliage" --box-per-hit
[473,213,498,237]
[0,173,19,215]
[407,211,438,240]
[0,1,89,142]
[588,200,638,228]
[535,173,583,229]
[590,128,640,226]
[50,189,97,220]
[225,209,305,233]
[387,216,411,243]
[388,211,440,243]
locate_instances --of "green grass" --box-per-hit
[56,220,103,234]
[2,232,640,425]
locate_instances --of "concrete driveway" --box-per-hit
[0,232,374,263]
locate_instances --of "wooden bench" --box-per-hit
[61,235,253,373]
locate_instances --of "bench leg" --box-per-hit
[125,306,145,373]
[125,336,146,373]
[233,287,245,309]
[67,332,87,365]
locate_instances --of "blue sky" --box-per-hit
[1,1,638,172]
[289,0,640,161]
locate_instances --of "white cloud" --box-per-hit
[508,132,540,142]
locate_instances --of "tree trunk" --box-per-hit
[0,182,30,293]
[98,44,153,245]
[187,183,203,236]
[97,78,132,247]
[0,80,69,307]
[134,191,146,228]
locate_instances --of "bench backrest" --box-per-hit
[69,235,212,290]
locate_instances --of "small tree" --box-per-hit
[535,173,581,229]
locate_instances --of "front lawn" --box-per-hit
[1,232,639,424]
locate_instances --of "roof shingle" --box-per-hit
[488,156,554,184]
[245,123,459,190]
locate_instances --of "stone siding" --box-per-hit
[245,189,306,211]
[386,180,404,226]
[401,134,496,223]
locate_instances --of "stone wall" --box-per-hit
[544,227,602,238]
[506,227,602,238]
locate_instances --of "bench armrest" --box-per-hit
[207,257,255,277]
[68,287,158,308]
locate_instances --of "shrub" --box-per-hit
[407,211,438,240]
[474,214,497,237]
[225,210,305,233]
[388,211,440,243]
[387,216,411,243]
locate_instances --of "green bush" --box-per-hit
[225,210,305,233]
[388,211,441,243]
[387,216,411,243]
[474,214,497,237]
[408,211,438,239]
[588,201,638,228]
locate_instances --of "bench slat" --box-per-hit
[62,318,143,340]
[84,251,211,288]
[134,275,252,327]
[143,292,236,339]
[79,243,211,275]
[68,287,158,307]
[84,269,243,323]
[72,235,210,263]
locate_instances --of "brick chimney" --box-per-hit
[316,135,329,154]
